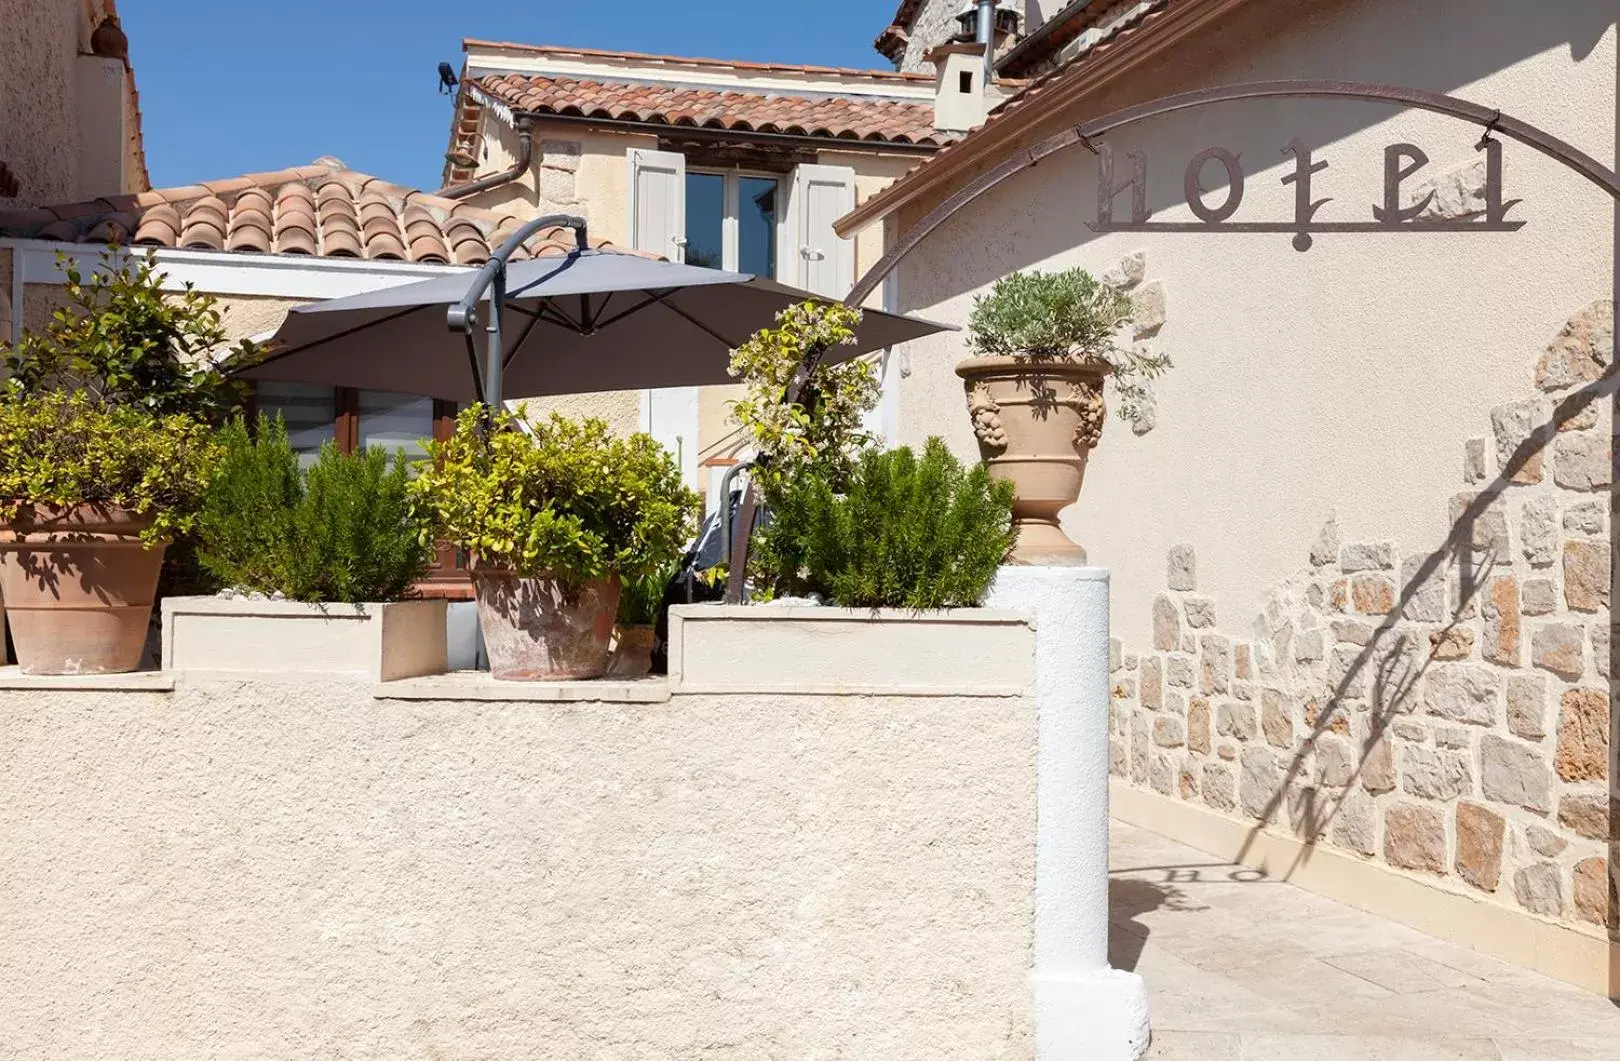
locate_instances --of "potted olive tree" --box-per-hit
[409,407,697,681]
[959,267,1169,564]
[0,251,246,674]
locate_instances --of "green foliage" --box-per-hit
[195,417,433,603]
[0,391,219,541]
[617,558,680,626]
[409,406,699,589]
[966,267,1171,422]
[2,250,254,420]
[727,301,879,496]
[754,438,1016,609]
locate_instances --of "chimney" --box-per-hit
[73,55,130,200]
[974,0,997,86]
[928,43,994,134]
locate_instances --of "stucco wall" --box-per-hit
[17,285,304,349]
[885,0,1617,941]
[0,0,79,209]
[892,0,1617,645]
[0,679,1035,1059]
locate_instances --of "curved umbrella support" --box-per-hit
[447,213,589,409]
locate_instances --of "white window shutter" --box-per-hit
[628,148,700,492]
[629,148,686,261]
[790,164,856,297]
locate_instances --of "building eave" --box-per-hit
[834,0,1256,239]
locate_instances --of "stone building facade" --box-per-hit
[1108,298,1615,937]
[877,0,1031,74]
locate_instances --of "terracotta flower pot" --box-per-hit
[956,355,1110,565]
[0,504,168,674]
[606,623,656,678]
[472,569,621,681]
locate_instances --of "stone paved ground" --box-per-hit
[1112,821,1620,1060]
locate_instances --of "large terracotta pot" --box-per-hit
[472,569,621,681]
[956,355,1110,565]
[606,623,656,678]
[0,504,168,674]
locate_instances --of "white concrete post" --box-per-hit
[989,566,1150,1061]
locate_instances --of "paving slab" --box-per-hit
[1111,820,1620,1060]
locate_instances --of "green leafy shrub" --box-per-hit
[727,301,879,496]
[408,406,698,589]
[195,417,432,602]
[754,438,1016,609]
[966,267,1170,422]
[617,559,680,626]
[3,249,254,421]
[0,391,219,541]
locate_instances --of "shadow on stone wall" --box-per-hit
[1245,358,1619,884]
[1109,299,1617,949]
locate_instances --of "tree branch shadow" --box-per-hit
[1238,365,1618,880]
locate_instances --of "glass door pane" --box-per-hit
[738,176,778,279]
[256,382,334,466]
[358,390,434,462]
[684,172,725,270]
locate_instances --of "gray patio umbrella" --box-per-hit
[241,214,950,406]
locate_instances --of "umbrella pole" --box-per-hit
[486,267,505,415]
[447,212,589,420]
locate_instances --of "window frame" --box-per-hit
[246,384,470,596]
[686,166,786,278]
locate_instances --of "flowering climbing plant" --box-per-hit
[726,300,880,495]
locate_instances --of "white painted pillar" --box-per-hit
[989,565,1150,1061]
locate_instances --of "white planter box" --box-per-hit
[667,604,1034,696]
[162,597,447,682]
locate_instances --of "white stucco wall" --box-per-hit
[891,0,1618,646]
[0,679,1036,1059]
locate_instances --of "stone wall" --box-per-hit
[894,0,1029,74]
[1109,299,1616,937]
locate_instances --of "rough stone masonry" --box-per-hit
[1110,299,1617,937]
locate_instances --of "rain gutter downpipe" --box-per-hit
[436,116,535,200]
[447,213,589,412]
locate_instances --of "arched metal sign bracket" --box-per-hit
[726,80,1620,605]
[844,80,1620,307]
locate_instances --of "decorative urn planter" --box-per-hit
[606,623,656,678]
[472,569,621,681]
[956,356,1109,565]
[0,504,167,674]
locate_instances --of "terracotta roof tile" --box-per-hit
[472,72,947,147]
[0,161,618,265]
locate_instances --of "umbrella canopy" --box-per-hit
[241,246,951,404]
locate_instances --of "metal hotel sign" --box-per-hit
[1090,134,1521,251]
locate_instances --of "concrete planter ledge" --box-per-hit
[668,604,1035,695]
[0,666,174,692]
[162,596,448,682]
[375,672,671,703]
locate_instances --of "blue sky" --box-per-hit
[122,0,901,192]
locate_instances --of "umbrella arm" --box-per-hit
[446,214,590,410]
